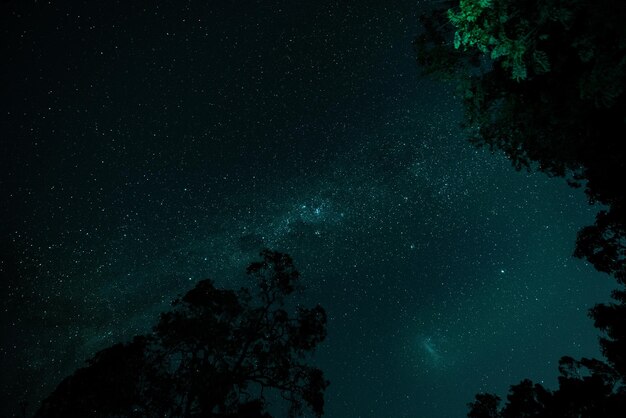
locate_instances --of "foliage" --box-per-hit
[468,359,626,417]
[590,289,626,378]
[415,1,626,415]
[34,250,328,418]
[414,0,626,282]
[468,288,626,417]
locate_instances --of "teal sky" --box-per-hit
[1,1,616,416]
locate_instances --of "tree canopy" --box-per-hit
[415,0,626,282]
[415,1,626,415]
[467,290,626,417]
[34,250,328,418]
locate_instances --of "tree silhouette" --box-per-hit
[590,289,626,380]
[34,250,328,418]
[414,1,626,415]
[466,288,626,417]
[414,0,626,281]
[468,358,626,417]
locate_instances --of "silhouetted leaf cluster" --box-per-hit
[467,288,626,417]
[468,361,626,417]
[34,250,328,418]
[415,1,626,415]
[414,0,626,281]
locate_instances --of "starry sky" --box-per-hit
[0,1,617,417]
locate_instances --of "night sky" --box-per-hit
[1,1,617,417]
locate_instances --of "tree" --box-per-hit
[414,0,626,281]
[466,288,626,417]
[467,358,626,417]
[34,250,329,418]
[590,288,626,379]
[414,1,626,415]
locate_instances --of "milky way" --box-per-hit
[1,1,615,417]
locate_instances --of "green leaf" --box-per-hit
[454,31,461,49]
